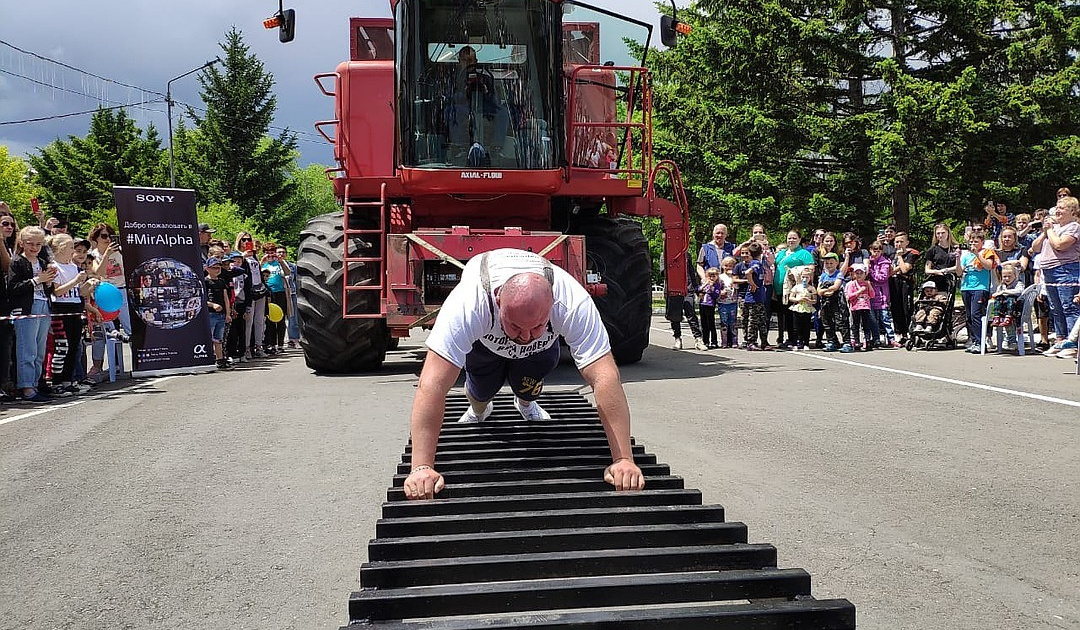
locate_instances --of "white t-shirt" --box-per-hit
[426,249,611,370]
[51,261,83,304]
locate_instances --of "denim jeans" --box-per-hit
[962,290,990,347]
[287,293,300,341]
[871,307,895,343]
[14,299,50,390]
[1042,263,1080,339]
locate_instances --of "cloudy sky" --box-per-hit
[0,0,682,167]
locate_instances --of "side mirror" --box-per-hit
[279,9,296,43]
[265,8,296,43]
[660,14,691,48]
[660,15,679,48]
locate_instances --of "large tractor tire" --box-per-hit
[574,216,652,364]
[296,212,388,373]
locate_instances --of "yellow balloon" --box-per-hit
[267,302,284,323]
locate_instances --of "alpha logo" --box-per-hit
[135,194,176,203]
[193,344,209,357]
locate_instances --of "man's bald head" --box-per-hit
[495,273,553,345]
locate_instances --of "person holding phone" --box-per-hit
[1033,196,1080,356]
[88,223,130,339]
[9,226,57,401]
[956,228,996,352]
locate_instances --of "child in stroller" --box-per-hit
[907,277,957,349]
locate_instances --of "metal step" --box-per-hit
[343,391,856,629]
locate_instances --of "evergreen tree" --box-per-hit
[28,107,164,227]
[186,28,298,231]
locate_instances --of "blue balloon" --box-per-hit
[95,283,124,313]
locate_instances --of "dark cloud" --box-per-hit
[1,0,674,166]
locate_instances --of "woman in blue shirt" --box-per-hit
[955,233,996,353]
[261,249,290,355]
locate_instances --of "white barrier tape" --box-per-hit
[1,312,89,323]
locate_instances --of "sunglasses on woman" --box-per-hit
[0,221,13,227]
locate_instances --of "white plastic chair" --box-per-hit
[981,283,1038,356]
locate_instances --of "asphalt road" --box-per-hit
[1,318,1078,630]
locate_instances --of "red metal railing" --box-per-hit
[342,181,387,319]
[565,65,652,184]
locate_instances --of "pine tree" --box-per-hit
[185,28,298,232]
[29,107,164,226]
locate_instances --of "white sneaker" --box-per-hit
[514,398,551,421]
[694,339,708,351]
[458,401,493,423]
[673,338,683,350]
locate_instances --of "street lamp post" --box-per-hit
[167,58,222,188]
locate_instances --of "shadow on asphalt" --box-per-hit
[356,342,812,387]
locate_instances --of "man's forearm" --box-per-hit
[409,383,447,468]
[581,354,634,461]
[408,352,459,467]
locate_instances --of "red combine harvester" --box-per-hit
[296,0,690,373]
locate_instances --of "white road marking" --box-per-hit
[795,353,1080,408]
[650,324,1080,408]
[0,376,181,426]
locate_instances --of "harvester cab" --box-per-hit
[289,0,693,373]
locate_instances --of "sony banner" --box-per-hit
[113,186,215,377]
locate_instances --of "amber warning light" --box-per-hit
[263,15,282,29]
[676,22,692,35]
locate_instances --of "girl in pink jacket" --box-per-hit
[846,264,876,351]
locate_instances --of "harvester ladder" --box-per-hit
[342,390,856,629]
[342,181,387,319]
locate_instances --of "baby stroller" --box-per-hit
[905,272,963,351]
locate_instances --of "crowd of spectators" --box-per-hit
[672,189,1080,362]
[0,201,300,404]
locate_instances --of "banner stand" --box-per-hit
[113,186,216,377]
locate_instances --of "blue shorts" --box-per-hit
[464,340,561,402]
[208,312,226,343]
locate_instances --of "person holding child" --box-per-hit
[773,230,815,350]
[786,266,816,350]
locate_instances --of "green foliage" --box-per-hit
[648,0,1080,244]
[272,163,340,246]
[76,207,119,240]
[196,200,270,248]
[28,107,164,226]
[0,145,43,225]
[182,28,298,231]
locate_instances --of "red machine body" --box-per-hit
[298,0,689,372]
